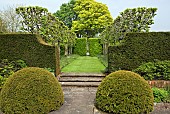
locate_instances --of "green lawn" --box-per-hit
[61,56,105,73]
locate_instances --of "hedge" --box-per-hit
[73,38,86,56]
[0,34,55,69]
[73,38,102,56]
[108,32,170,72]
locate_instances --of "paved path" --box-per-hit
[49,87,97,114]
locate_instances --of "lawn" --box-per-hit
[61,56,106,73]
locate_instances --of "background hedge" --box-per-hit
[73,38,87,56]
[73,38,102,56]
[108,32,170,72]
[0,34,55,69]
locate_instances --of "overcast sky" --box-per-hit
[0,0,169,31]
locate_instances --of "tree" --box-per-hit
[72,0,113,38]
[100,25,114,55]
[54,0,77,29]
[16,6,49,34]
[72,0,113,55]
[100,7,157,55]
[0,5,22,33]
[101,7,157,53]
[16,6,76,76]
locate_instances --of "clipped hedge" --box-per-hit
[108,32,170,72]
[0,67,64,113]
[0,34,55,69]
[89,38,102,56]
[73,38,102,56]
[73,38,86,56]
[96,70,154,113]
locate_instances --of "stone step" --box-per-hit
[59,73,105,87]
[60,82,101,87]
[59,77,104,82]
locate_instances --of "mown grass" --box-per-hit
[61,56,106,73]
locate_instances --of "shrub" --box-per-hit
[133,60,170,80]
[0,75,7,91]
[0,67,64,114]
[0,59,27,78]
[95,70,154,114]
[152,87,169,103]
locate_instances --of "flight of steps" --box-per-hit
[59,73,106,87]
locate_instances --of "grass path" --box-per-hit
[61,56,105,73]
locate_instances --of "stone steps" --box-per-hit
[59,73,105,87]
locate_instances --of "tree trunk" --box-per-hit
[105,43,109,55]
[64,43,68,56]
[103,43,109,55]
[69,45,73,55]
[55,43,60,77]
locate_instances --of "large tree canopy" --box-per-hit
[72,0,113,38]
[54,0,77,29]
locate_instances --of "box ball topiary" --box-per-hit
[0,67,64,114]
[95,70,154,114]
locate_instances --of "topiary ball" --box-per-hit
[95,70,154,114]
[0,67,64,114]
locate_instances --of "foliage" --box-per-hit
[0,59,27,78]
[0,67,64,113]
[72,0,113,38]
[89,38,102,56]
[16,6,72,44]
[73,38,102,56]
[0,34,56,69]
[152,87,169,103]
[16,6,48,34]
[61,56,105,73]
[54,0,77,29]
[95,70,154,113]
[134,60,170,80]
[73,38,87,56]
[101,7,157,46]
[108,32,170,72]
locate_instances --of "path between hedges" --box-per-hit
[49,56,170,114]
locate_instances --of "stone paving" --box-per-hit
[49,87,97,114]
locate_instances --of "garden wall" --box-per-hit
[73,38,102,56]
[108,32,170,72]
[0,34,55,68]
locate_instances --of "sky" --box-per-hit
[0,0,169,31]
